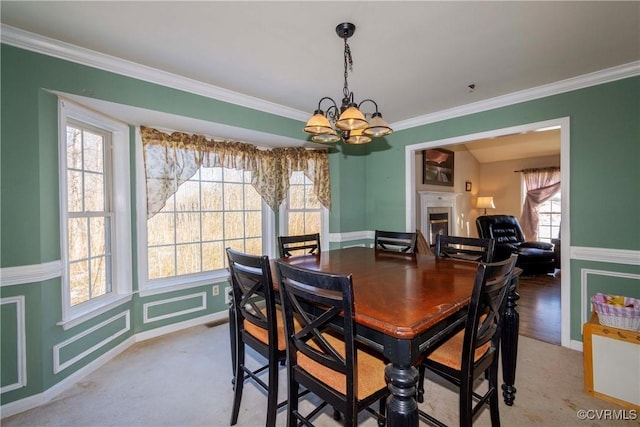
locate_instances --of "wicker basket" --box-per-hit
[591,293,640,332]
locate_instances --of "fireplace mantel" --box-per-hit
[418,191,461,244]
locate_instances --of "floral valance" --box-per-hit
[140,126,330,218]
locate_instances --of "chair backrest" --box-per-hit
[374,230,417,253]
[476,215,525,245]
[226,248,278,350]
[274,260,358,399]
[460,254,518,374]
[278,233,321,257]
[435,234,496,262]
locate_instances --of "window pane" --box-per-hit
[288,212,305,236]
[148,246,175,279]
[225,212,244,239]
[90,256,107,297]
[175,181,201,212]
[89,217,106,257]
[245,186,261,210]
[246,238,262,255]
[67,127,82,169]
[202,212,224,241]
[70,261,89,305]
[67,170,83,212]
[224,183,243,211]
[289,185,305,209]
[84,172,105,211]
[148,213,175,246]
[175,213,201,243]
[289,172,304,185]
[83,131,104,173]
[202,241,224,271]
[245,212,261,237]
[176,243,201,275]
[304,212,321,234]
[68,218,88,261]
[201,181,222,211]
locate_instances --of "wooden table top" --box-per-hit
[277,246,479,340]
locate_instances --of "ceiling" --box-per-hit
[2,1,639,160]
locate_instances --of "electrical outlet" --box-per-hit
[212,285,219,296]
[225,286,232,305]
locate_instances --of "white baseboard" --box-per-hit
[0,311,230,420]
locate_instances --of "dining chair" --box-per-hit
[274,260,388,427]
[416,229,433,255]
[434,234,496,262]
[226,248,286,426]
[417,254,518,427]
[278,233,321,257]
[374,230,417,253]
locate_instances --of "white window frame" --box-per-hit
[135,129,276,296]
[278,171,329,251]
[58,99,132,330]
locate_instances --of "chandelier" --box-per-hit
[303,23,393,144]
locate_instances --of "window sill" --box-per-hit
[59,294,133,330]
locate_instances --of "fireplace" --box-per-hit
[418,191,459,246]
[428,212,449,245]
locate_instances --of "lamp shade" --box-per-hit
[336,105,367,131]
[476,196,496,210]
[311,129,340,144]
[344,128,372,145]
[304,112,333,135]
[363,113,393,137]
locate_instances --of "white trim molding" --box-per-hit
[0,296,27,393]
[142,292,208,324]
[329,230,373,243]
[53,311,131,374]
[1,25,308,122]
[572,246,640,266]
[3,25,638,132]
[0,261,62,287]
[393,61,640,130]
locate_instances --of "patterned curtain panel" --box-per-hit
[520,167,561,240]
[141,126,330,218]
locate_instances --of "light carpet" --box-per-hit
[2,321,635,426]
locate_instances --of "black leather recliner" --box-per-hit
[476,215,555,276]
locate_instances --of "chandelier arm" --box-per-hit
[358,99,381,116]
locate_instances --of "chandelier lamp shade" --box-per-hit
[303,23,393,144]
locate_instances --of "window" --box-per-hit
[537,191,561,243]
[59,100,131,328]
[146,167,264,283]
[280,171,328,243]
[65,121,112,304]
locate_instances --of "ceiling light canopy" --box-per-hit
[303,23,392,144]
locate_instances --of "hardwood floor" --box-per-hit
[517,271,561,345]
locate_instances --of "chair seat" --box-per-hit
[427,328,491,371]
[244,307,302,351]
[298,333,388,400]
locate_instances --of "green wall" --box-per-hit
[2,41,639,411]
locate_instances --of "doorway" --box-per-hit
[404,117,571,348]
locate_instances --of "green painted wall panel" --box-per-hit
[0,301,19,387]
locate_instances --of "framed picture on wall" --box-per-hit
[422,148,454,186]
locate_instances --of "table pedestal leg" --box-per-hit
[385,363,419,427]
[501,275,520,406]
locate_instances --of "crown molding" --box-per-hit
[0,25,309,122]
[3,24,638,130]
[392,61,640,131]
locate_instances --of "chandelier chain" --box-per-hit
[343,38,353,100]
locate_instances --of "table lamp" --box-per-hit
[477,196,496,215]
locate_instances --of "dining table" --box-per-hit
[276,246,521,427]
